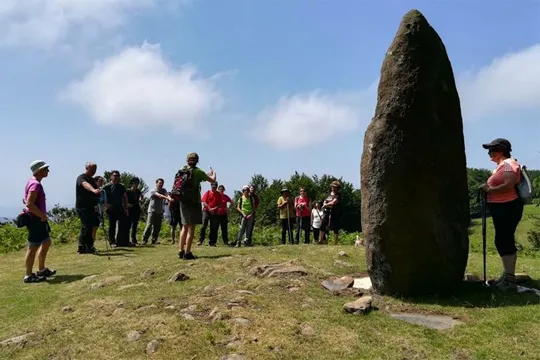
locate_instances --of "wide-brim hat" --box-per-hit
[280,188,290,194]
[30,160,49,175]
[482,138,512,151]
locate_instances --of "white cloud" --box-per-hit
[252,87,376,150]
[458,43,540,120]
[0,0,169,48]
[61,42,223,132]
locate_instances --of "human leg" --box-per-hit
[151,213,163,244]
[198,211,210,245]
[142,212,154,244]
[208,213,219,246]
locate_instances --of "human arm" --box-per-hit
[78,176,101,194]
[207,167,216,183]
[25,188,47,221]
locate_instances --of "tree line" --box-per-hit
[4,167,539,230]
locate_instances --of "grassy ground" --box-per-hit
[1,208,540,359]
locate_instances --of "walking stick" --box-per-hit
[97,203,112,260]
[286,200,293,244]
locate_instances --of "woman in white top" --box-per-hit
[311,201,325,244]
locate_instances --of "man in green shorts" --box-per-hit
[175,152,216,260]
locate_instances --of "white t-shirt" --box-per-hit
[311,208,324,229]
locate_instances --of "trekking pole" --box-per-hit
[286,201,293,244]
[98,204,111,260]
[478,189,487,283]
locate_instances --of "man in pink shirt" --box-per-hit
[21,160,56,283]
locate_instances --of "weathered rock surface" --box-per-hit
[249,261,307,278]
[360,9,469,297]
[390,313,464,330]
[321,276,354,292]
[0,333,35,347]
[343,296,374,315]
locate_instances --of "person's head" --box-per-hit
[211,182,218,192]
[186,152,199,167]
[94,176,105,187]
[30,160,49,180]
[156,178,164,190]
[299,187,307,197]
[110,170,120,184]
[315,201,322,209]
[281,188,290,198]
[330,180,342,193]
[218,184,225,193]
[249,184,256,193]
[482,138,512,164]
[85,161,97,177]
[130,177,140,189]
[242,185,250,196]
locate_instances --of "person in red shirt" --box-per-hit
[200,182,222,246]
[216,184,233,245]
[294,187,311,244]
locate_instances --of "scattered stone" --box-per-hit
[90,282,104,290]
[390,313,464,330]
[269,345,283,352]
[90,276,125,290]
[343,296,374,315]
[232,317,251,326]
[117,301,126,308]
[242,258,256,267]
[0,333,35,347]
[135,305,158,313]
[235,278,247,284]
[249,260,303,278]
[212,312,224,322]
[216,285,227,292]
[352,277,373,291]
[226,340,243,348]
[288,287,300,292]
[181,313,195,321]
[360,9,469,296]
[301,303,310,309]
[146,339,161,355]
[321,276,354,292]
[62,306,73,313]
[236,290,255,295]
[112,308,126,316]
[209,307,219,318]
[203,285,214,293]
[169,272,190,282]
[333,260,354,268]
[117,283,145,291]
[335,287,364,297]
[180,305,198,313]
[220,354,246,360]
[141,268,155,277]
[300,324,315,336]
[126,330,141,342]
[165,305,176,310]
[81,275,98,282]
[227,298,247,309]
[338,251,348,257]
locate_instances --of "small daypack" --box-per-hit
[170,166,197,203]
[516,164,534,205]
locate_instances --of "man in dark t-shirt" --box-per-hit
[102,170,130,246]
[75,162,101,254]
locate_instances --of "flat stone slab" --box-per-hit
[321,276,354,292]
[352,277,372,291]
[390,313,464,330]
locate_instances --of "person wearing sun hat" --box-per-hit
[21,160,56,283]
[277,188,295,244]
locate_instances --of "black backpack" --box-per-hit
[170,166,197,203]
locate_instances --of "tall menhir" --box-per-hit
[360,9,470,296]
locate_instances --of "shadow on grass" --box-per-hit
[47,274,87,284]
[94,252,133,258]
[194,254,235,260]
[403,281,540,309]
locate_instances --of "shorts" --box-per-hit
[169,206,182,226]
[27,215,51,246]
[180,200,203,225]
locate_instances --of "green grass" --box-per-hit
[1,207,540,359]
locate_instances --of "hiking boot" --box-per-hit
[183,252,197,260]
[23,273,45,283]
[489,273,517,291]
[178,250,185,259]
[234,242,241,248]
[209,243,217,247]
[37,268,56,278]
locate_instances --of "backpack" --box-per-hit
[516,164,534,204]
[238,195,254,210]
[170,166,197,203]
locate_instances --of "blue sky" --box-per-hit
[1,0,539,216]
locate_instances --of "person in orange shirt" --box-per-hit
[481,138,524,290]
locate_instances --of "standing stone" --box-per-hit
[360,9,469,297]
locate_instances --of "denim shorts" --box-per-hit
[27,215,51,246]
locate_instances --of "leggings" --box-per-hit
[488,198,524,256]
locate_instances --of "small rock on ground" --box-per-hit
[146,339,162,355]
[343,296,373,315]
[338,251,348,257]
[389,313,464,331]
[236,290,255,295]
[300,324,315,336]
[220,354,246,360]
[321,276,354,292]
[232,318,251,326]
[112,308,126,316]
[180,304,198,313]
[126,330,141,342]
[81,275,98,282]
[169,272,190,282]
[62,306,73,313]
[0,333,35,347]
[352,277,372,291]
[135,304,158,313]
[141,268,155,277]
[181,313,195,321]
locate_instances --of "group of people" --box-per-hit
[18,140,527,291]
